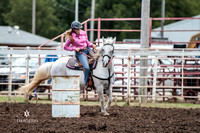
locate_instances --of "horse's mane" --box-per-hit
[90,37,115,60]
[89,47,102,60]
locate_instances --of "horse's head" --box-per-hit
[101,37,116,67]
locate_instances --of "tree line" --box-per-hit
[0,0,200,41]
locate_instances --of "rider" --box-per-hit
[64,21,96,90]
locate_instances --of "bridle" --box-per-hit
[91,43,115,86]
[102,44,115,67]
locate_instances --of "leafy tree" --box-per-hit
[91,0,200,40]
[151,0,200,28]
[3,0,61,38]
[1,0,200,40]
[91,0,142,40]
[53,0,91,34]
[0,0,10,25]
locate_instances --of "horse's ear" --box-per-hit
[113,37,116,44]
[102,36,105,44]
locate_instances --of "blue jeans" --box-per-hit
[47,77,52,84]
[76,49,90,86]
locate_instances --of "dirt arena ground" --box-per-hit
[0,103,200,132]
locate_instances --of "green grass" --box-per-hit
[80,101,200,109]
[130,102,200,109]
[1,96,200,109]
[0,96,24,103]
[0,95,52,104]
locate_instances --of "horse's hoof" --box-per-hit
[103,112,109,116]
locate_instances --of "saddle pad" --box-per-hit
[66,57,97,70]
[66,57,83,70]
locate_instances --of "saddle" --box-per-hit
[66,57,97,70]
[66,56,97,91]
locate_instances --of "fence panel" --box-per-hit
[1,47,200,102]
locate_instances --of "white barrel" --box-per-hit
[52,76,80,117]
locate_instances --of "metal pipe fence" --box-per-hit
[28,17,200,104]
[1,47,200,103]
[37,17,200,49]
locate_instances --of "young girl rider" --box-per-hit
[64,21,96,90]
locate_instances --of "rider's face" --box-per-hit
[73,29,80,34]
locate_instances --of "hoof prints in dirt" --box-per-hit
[0,103,200,132]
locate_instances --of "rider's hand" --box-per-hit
[75,48,81,52]
[92,44,96,50]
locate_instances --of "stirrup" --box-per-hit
[84,85,92,91]
[87,87,92,91]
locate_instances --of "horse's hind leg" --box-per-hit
[97,86,109,115]
[105,85,112,110]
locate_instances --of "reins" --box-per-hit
[78,47,96,60]
[91,69,114,85]
[79,51,95,60]
[77,44,115,85]
[108,56,114,66]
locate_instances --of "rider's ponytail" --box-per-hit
[64,29,74,43]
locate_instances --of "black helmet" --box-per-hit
[71,21,82,29]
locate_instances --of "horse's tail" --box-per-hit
[18,62,54,95]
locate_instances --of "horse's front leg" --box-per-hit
[105,85,112,111]
[97,86,109,116]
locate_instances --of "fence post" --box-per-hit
[97,17,101,46]
[25,47,30,102]
[149,18,152,47]
[84,21,88,34]
[61,34,64,49]
[26,47,30,84]
[152,55,158,102]
[8,48,13,101]
[122,59,125,100]
[139,0,150,103]
[181,49,184,99]
[127,49,131,105]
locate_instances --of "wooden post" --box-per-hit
[25,47,30,102]
[8,49,13,101]
[139,0,150,103]
[181,49,184,99]
[26,47,30,85]
[127,49,131,105]
[134,57,137,101]
[152,55,158,102]
[122,59,125,100]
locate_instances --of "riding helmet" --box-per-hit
[71,21,83,29]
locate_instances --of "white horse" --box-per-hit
[19,37,116,115]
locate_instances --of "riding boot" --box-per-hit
[84,84,92,91]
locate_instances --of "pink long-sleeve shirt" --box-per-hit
[64,30,93,51]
